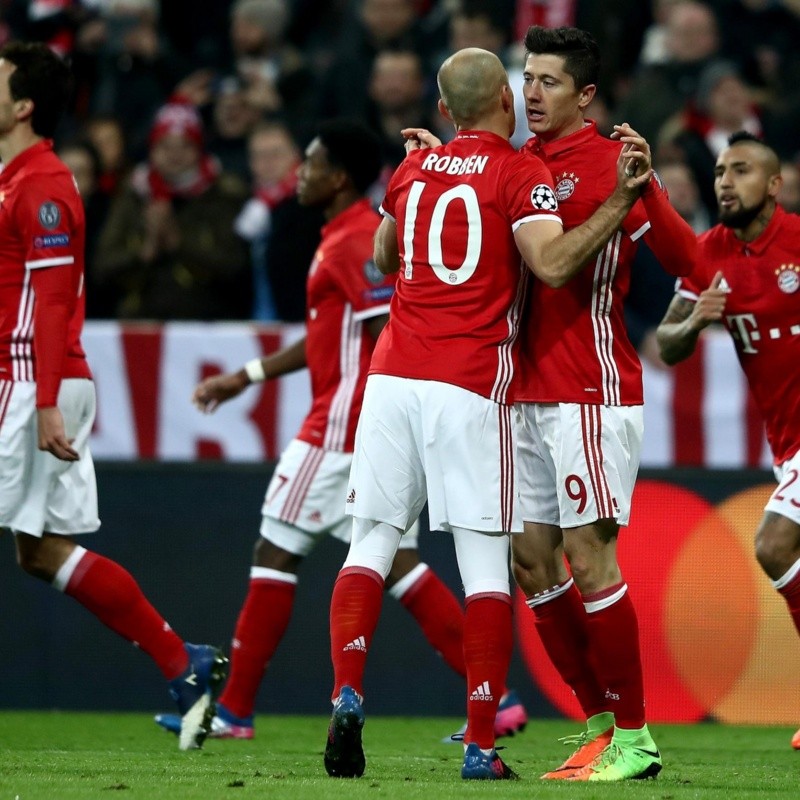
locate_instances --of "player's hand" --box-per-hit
[689,271,728,331]
[401,128,442,154]
[36,407,79,461]
[612,122,652,191]
[192,370,250,413]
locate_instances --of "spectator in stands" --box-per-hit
[93,101,251,320]
[366,49,434,169]
[208,75,266,181]
[660,60,762,220]
[82,114,130,197]
[618,1,720,146]
[317,0,427,120]
[84,0,189,160]
[234,121,323,321]
[778,160,800,214]
[227,0,316,145]
[56,138,115,319]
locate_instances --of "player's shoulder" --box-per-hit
[697,224,727,251]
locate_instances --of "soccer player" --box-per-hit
[323,47,652,781]
[0,42,227,752]
[656,132,800,750]
[511,26,697,782]
[153,118,527,742]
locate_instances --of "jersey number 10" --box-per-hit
[402,180,482,285]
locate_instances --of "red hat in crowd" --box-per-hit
[148,102,204,149]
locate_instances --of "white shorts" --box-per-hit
[517,402,643,529]
[347,375,521,534]
[766,450,800,526]
[261,438,419,556]
[0,379,100,537]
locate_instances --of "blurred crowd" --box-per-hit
[8,0,800,345]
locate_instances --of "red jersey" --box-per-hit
[373,130,560,403]
[518,121,653,405]
[297,199,395,452]
[0,140,90,407]
[678,206,800,465]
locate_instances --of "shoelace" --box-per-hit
[590,743,622,773]
[558,731,591,748]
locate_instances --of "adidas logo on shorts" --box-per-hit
[469,681,494,701]
[346,489,356,504]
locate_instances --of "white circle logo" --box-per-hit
[777,270,799,294]
[530,184,558,212]
[555,178,575,201]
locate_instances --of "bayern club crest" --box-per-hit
[554,171,580,201]
[775,264,800,294]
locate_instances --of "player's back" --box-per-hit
[372,130,553,404]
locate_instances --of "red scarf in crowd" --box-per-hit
[254,160,300,209]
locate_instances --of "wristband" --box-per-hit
[244,358,266,383]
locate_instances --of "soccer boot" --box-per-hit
[155,703,254,740]
[461,742,519,780]
[569,741,662,782]
[792,727,800,750]
[541,725,614,779]
[324,686,365,778]
[168,643,229,751]
[442,689,528,743]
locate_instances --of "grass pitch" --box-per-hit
[0,712,796,799]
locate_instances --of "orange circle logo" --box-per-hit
[515,480,800,723]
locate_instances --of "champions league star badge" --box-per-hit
[775,264,800,294]
[554,171,580,201]
[530,183,558,211]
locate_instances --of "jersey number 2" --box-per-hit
[402,180,481,284]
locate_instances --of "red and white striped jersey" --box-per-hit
[518,122,650,406]
[678,206,800,465]
[373,130,560,403]
[297,199,395,452]
[0,140,90,400]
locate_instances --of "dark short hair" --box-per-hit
[316,119,383,194]
[0,42,73,138]
[524,26,600,90]
[728,130,765,148]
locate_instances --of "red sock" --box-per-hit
[775,563,800,637]
[60,549,187,679]
[218,571,296,720]
[582,582,645,729]
[528,579,608,718]
[463,594,513,749]
[330,567,384,699]
[392,564,466,678]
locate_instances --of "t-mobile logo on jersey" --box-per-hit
[727,313,760,354]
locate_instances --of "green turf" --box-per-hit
[0,713,796,799]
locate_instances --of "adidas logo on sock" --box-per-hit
[343,636,367,652]
[469,681,494,701]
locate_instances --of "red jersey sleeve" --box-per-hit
[641,173,697,277]
[505,151,562,229]
[12,175,83,407]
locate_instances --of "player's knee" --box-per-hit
[16,543,57,581]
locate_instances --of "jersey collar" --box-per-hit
[321,197,372,238]
[0,139,53,183]
[454,129,513,149]
[720,204,785,255]
[524,120,597,159]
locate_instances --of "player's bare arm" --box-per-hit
[656,271,728,365]
[193,336,307,413]
[374,217,401,274]
[37,406,79,461]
